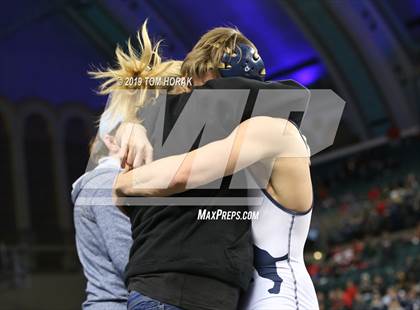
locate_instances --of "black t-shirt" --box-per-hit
[125,77,306,310]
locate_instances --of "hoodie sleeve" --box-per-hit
[91,170,133,277]
[94,203,132,277]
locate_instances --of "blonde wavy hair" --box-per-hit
[90,21,256,123]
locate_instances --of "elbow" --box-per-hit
[170,170,189,192]
[113,174,130,197]
[112,175,129,207]
[114,182,124,198]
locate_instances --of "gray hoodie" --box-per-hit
[71,157,132,310]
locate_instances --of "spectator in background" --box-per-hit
[382,287,398,308]
[317,292,325,310]
[370,291,384,310]
[351,293,365,310]
[342,280,358,309]
[329,288,344,310]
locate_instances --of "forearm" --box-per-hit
[114,153,186,197]
[114,137,237,197]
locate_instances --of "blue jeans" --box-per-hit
[127,291,183,310]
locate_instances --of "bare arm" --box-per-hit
[114,116,309,198]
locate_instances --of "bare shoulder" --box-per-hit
[240,116,300,138]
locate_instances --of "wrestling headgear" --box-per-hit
[218,43,266,81]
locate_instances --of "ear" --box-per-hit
[103,134,120,155]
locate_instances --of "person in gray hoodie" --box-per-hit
[71,120,152,310]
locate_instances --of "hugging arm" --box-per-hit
[114,116,309,198]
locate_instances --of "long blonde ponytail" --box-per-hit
[90,20,182,123]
